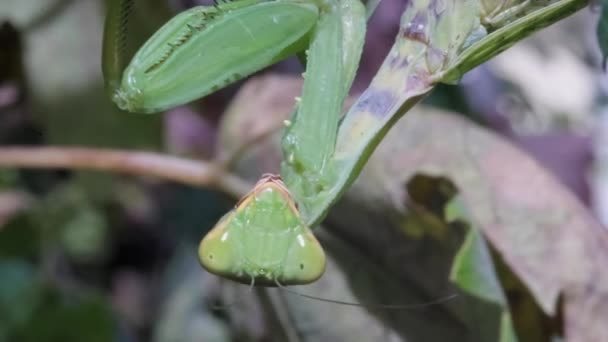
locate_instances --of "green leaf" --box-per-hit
[448,198,506,306]
[451,229,506,304]
[448,197,517,342]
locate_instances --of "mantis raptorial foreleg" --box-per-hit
[281,0,366,220]
[102,0,319,113]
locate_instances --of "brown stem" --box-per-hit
[0,146,250,198]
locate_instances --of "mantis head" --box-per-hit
[199,174,326,286]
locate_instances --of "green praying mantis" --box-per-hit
[102,0,588,287]
[103,0,365,287]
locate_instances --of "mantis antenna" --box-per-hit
[274,281,459,310]
[210,280,458,311]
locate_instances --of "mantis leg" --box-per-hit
[483,0,533,27]
[281,0,367,220]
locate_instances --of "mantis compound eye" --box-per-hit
[280,232,326,285]
[198,212,239,280]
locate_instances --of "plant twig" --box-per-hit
[0,146,250,198]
